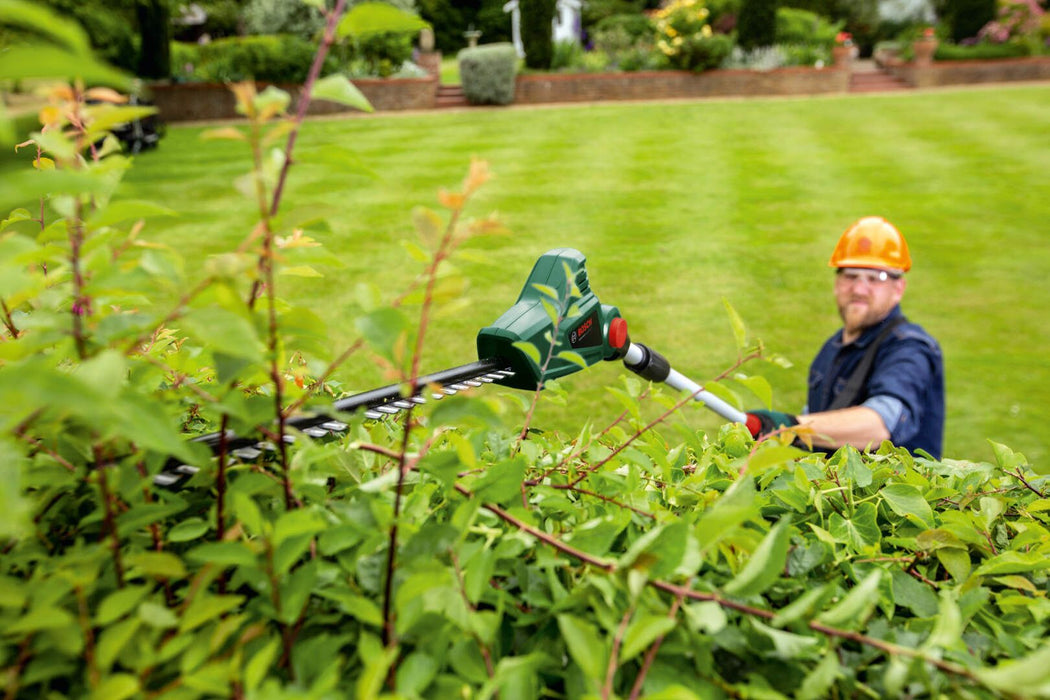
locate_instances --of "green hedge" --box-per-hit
[194,34,320,83]
[458,42,518,105]
[935,41,1034,61]
[774,7,843,48]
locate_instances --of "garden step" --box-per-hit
[849,70,911,93]
[435,84,468,108]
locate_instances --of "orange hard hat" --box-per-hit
[829,216,912,272]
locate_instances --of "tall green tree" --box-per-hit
[937,0,997,41]
[736,0,778,50]
[520,0,556,69]
[137,0,171,78]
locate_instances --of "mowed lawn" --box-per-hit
[118,84,1050,465]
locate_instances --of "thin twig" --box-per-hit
[629,593,683,700]
[0,298,20,339]
[1008,469,1046,499]
[94,446,125,588]
[603,606,635,699]
[268,0,349,219]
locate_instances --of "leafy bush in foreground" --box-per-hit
[5,3,1050,699]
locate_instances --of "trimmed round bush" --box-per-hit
[458,42,518,105]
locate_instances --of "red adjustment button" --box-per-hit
[608,317,628,349]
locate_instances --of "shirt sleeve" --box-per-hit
[862,395,905,433]
[865,337,939,446]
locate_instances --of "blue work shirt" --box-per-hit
[806,306,944,459]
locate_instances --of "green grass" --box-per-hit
[439,56,460,85]
[116,85,1050,465]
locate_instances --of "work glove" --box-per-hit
[745,409,798,439]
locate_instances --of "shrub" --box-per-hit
[938,0,998,42]
[191,0,243,39]
[618,44,663,70]
[243,0,326,39]
[736,0,777,50]
[11,6,1050,700]
[582,0,648,35]
[779,42,831,66]
[594,12,654,41]
[346,31,416,77]
[977,0,1046,45]
[551,39,587,70]
[934,39,1032,59]
[194,34,320,83]
[653,0,733,71]
[170,41,201,81]
[775,7,844,48]
[35,0,139,73]
[581,48,614,71]
[458,42,518,104]
[592,15,659,71]
[723,44,785,69]
[706,0,741,31]
[520,0,557,69]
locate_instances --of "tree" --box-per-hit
[520,0,557,69]
[736,0,778,50]
[136,0,171,79]
[936,0,997,41]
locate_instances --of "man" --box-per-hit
[746,217,945,459]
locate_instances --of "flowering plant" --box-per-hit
[835,31,853,46]
[977,0,1044,44]
[922,26,936,39]
[652,0,730,70]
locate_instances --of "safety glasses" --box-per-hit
[836,268,903,286]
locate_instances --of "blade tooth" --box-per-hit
[464,380,483,387]
[233,446,263,460]
[392,400,414,409]
[376,405,401,414]
[321,421,347,432]
[477,376,496,383]
[441,387,458,395]
[257,441,276,452]
[448,383,470,391]
[364,410,384,420]
[410,396,427,404]
[175,464,199,475]
[303,427,328,438]
[153,473,180,487]
[431,392,445,400]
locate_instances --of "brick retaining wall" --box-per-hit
[149,77,437,123]
[891,56,1050,89]
[514,66,850,105]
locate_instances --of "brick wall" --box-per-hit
[514,67,850,105]
[149,77,437,123]
[891,57,1050,89]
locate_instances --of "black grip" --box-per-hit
[624,343,671,383]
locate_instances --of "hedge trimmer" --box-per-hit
[156,248,746,487]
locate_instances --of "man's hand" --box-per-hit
[745,409,798,439]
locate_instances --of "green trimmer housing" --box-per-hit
[476,248,627,391]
